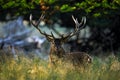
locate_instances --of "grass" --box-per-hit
[0,51,120,80]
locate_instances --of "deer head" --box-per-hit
[30,14,86,59]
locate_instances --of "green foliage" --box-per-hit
[0,0,120,29]
[44,0,57,4]
[60,4,76,12]
[0,0,38,15]
[1,0,120,15]
[1,0,31,9]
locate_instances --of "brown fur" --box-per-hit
[65,52,92,66]
[48,39,92,66]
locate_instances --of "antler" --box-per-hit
[30,14,86,41]
[60,15,86,41]
[30,14,55,40]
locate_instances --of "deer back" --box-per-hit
[65,52,92,65]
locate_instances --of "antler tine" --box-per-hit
[72,15,79,32]
[30,14,36,27]
[30,14,53,38]
[79,16,86,30]
[62,15,86,40]
[30,14,45,27]
[72,15,86,30]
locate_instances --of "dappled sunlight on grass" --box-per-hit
[0,52,120,80]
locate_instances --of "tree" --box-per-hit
[0,0,120,55]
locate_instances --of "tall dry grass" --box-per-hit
[0,50,120,80]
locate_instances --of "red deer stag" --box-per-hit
[30,14,92,66]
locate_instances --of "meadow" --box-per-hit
[0,50,120,80]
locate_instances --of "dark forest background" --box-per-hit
[0,0,120,57]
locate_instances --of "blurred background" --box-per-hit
[0,0,120,59]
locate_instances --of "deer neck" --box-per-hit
[50,43,65,58]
